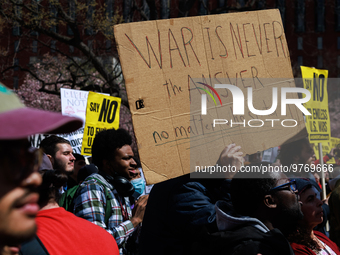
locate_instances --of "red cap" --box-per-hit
[0,83,83,139]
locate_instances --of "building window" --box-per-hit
[106,40,111,52]
[67,1,75,35]
[295,0,305,32]
[143,0,150,20]
[104,0,114,33]
[51,41,56,52]
[88,40,93,50]
[12,26,21,36]
[14,58,19,71]
[161,0,170,18]
[85,0,94,35]
[317,55,323,68]
[218,0,226,13]
[198,0,208,15]
[277,0,285,27]
[31,0,39,36]
[13,76,19,90]
[337,0,340,31]
[14,40,19,53]
[317,37,323,50]
[297,37,303,50]
[32,40,38,53]
[97,57,103,65]
[257,0,266,9]
[315,0,325,32]
[29,57,38,65]
[12,3,21,36]
[67,25,73,36]
[297,56,303,66]
[73,57,82,63]
[237,0,245,7]
[103,57,111,68]
[106,0,113,20]
[69,45,74,53]
[50,3,58,33]
[123,0,132,22]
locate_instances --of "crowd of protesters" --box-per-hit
[2,81,340,255]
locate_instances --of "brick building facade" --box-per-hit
[1,0,339,95]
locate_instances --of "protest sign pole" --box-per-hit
[319,142,330,232]
[318,142,326,200]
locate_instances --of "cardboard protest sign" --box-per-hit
[81,92,121,155]
[301,66,330,143]
[115,9,307,184]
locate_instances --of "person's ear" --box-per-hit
[264,194,277,209]
[46,154,54,165]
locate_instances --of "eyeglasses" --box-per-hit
[0,140,43,184]
[269,179,297,193]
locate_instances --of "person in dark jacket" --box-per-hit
[203,168,303,255]
[139,143,243,255]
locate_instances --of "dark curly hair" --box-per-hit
[38,170,68,207]
[92,128,132,171]
[231,163,276,217]
[40,135,71,157]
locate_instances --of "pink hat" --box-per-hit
[0,83,83,139]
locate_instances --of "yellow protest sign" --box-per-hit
[301,66,330,143]
[331,137,340,150]
[312,141,335,164]
[329,137,340,164]
[81,92,121,156]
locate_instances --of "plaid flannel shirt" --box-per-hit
[73,173,135,254]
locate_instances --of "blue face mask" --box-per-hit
[131,177,146,199]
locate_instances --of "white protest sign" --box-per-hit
[60,88,89,154]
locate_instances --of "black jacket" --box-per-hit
[203,225,294,255]
[139,174,231,255]
[196,201,295,255]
